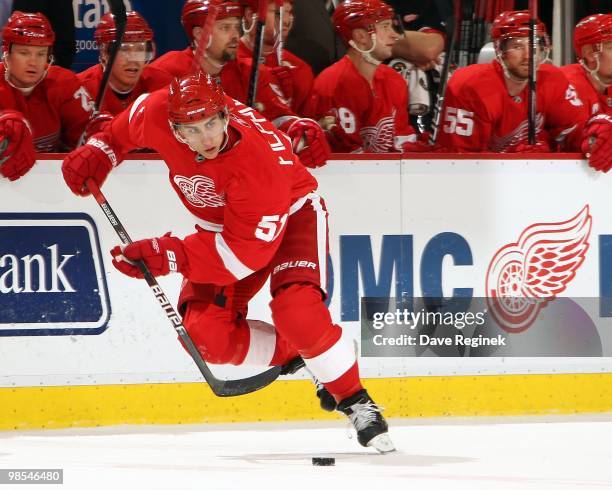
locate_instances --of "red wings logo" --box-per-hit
[360,109,396,153]
[173,175,226,208]
[485,206,592,333]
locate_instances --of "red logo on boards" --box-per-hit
[485,206,592,333]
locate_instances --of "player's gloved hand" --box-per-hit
[581,114,612,172]
[270,65,294,102]
[285,118,331,168]
[401,131,448,152]
[83,112,114,142]
[511,139,551,153]
[62,135,121,196]
[0,110,37,181]
[110,233,188,279]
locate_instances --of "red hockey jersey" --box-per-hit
[77,64,172,115]
[237,41,314,115]
[0,65,93,151]
[560,63,612,117]
[104,89,316,285]
[306,55,416,153]
[437,61,587,152]
[151,48,295,122]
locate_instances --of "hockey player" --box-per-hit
[436,10,612,167]
[238,0,315,115]
[61,73,395,453]
[306,0,420,153]
[560,14,611,117]
[0,11,94,181]
[152,0,330,168]
[78,11,172,116]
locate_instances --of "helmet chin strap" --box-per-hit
[495,53,527,83]
[580,53,612,89]
[350,33,381,66]
[193,37,225,72]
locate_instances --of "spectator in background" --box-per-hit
[0,12,93,181]
[78,11,172,117]
[560,14,611,117]
[238,0,314,115]
[12,0,75,69]
[284,0,345,75]
[307,0,422,153]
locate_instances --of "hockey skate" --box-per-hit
[280,357,337,412]
[338,389,395,453]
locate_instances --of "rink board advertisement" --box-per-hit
[2,155,612,427]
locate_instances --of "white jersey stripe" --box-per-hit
[308,193,328,294]
[242,320,277,366]
[304,335,356,384]
[215,234,255,280]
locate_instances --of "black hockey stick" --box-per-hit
[527,0,537,145]
[429,0,458,145]
[247,0,268,107]
[94,0,127,115]
[86,179,282,397]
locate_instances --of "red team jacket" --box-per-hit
[560,63,612,117]
[102,89,316,285]
[0,65,93,151]
[237,41,315,115]
[438,61,587,152]
[151,48,296,122]
[306,55,416,153]
[77,64,172,115]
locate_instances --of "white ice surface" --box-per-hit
[1,414,612,490]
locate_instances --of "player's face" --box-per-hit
[586,41,612,84]
[599,41,612,83]
[501,37,547,79]
[5,44,49,88]
[176,112,227,159]
[263,2,279,46]
[207,17,241,63]
[372,20,400,60]
[109,42,148,91]
[281,2,294,42]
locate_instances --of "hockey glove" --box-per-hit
[83,112,114,142]
[285,118,331,168]
[0,110,36,181]
[581,114,612,172]
[110,233,188,279]
[62,135,121,196]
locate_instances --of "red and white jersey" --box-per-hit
[77,64,172,116]
[306,55,416,153]
[0,65,93,151]
[105,89,317,285]
[438,61,587,152]
[560,63,612,117]
[151,48,295,121]
[237,41,314,115]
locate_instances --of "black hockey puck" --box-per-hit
[312,457,335,466]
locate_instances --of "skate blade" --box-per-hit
[367,433,396,454]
